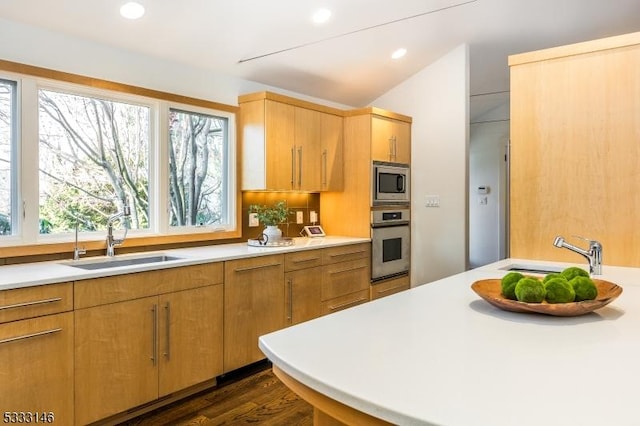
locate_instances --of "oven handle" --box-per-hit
[371,221,410,228]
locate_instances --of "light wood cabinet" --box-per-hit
[371,115,411,164]
[320,112,344,191]
[224,254,285,372]
[0,311,74,426]
[239,92,344,192]
[509,32,640,266]
[74,263,223,425]
[285,250,324,326]
[370,275,410,300]
[321,243,370,311]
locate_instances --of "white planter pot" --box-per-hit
[263,225,282,242]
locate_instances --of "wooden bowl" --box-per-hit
[471,278,623,316]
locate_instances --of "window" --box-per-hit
[168,108,229,228]
[38,88,150,234]
[0,79,15,235]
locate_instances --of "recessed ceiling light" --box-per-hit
[312,8,332,24]
[120,2,145,20]
[391,48,407,60]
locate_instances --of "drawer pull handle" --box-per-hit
[292,257,321,264]
[234,262,282,272]
[0,297,62,311]
[328,298,367,311]
[329,250,367,258]
[377,286,403,295]
[0,328,62,345]
[328,265,367,275]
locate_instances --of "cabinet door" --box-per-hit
[265,100,296,190]
[294,106,321,191]
[75,297,158,425]
[372,116,411,163]
[224,255,285,372]
[320,112,344,191]
[158,284,223,397]
[0,312,73,426]
[285,267,323,326]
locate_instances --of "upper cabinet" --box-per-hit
[239,92,343,192]
[371,114,411,164]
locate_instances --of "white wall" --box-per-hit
[373,44,469,286]
[469,120,508,267]
[0,18,351,109]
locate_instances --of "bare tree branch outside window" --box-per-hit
[0,80,13,235]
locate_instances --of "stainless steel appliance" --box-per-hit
[371,208,410,281]
[372,161,410,205]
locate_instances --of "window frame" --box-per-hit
[0,60,240,257]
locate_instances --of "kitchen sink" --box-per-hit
[500,263,565,275]
[67,254,184,270]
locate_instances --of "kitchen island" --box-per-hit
[259,258,640,426]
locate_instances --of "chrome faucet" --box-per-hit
[106,205,131,257]
[73,221,86,260]
[553,235,602,275]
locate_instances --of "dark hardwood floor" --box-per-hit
[120,361,313,426]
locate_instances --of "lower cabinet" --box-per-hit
[370,275,410,300]
[224,254,285,373]
[74,277,223,425]
[0,312,74,425]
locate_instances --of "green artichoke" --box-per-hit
[514,277,546,303]
[501,272,525,300]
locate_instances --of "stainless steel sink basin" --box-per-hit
[68,255,184,270]
[500,263,565,275]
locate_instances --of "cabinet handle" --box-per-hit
[328,265,367,275]
[328,250,367,259]
[234,262,282,272]
[376,286,403,295]
[328,298,367,312]
[292,256,321,264]
[287,278,293,324]
[291,147,295,187]
[151,304,158,366]
[0,297,62,311]
[297,146,303,188]
[388,137,394,160]
[0,328,61,345]
[322,149,327,186]
[392,136,397,160]
[163,302,171,360]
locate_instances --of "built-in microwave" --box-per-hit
[372,161,410,205]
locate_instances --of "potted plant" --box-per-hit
[249,200,289,241]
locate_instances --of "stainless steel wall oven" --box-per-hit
[371,208,410,282]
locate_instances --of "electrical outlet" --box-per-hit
[296,211,304,224]
[249,212,259,227]
[310,211,318,223]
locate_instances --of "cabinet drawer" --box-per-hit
[370,275,410,300]
[285,250,323,272]
[322,243,370,264]
[321,258,369,300]
[0,311,74,425]
[75,263,223,309]
[0,282,73,324]
[321,289,369,315]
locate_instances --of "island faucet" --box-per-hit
[106,205,131,257]
[73,220,86,260]
[553,235,602,275]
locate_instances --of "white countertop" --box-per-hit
[259,258,640,426]
[0,236,369,291]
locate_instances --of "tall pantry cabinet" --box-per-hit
[509,31,640,266]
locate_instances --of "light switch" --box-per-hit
[296,211,304,224]
[425,195,440,207]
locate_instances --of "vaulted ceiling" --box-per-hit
[1,0,639,107]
